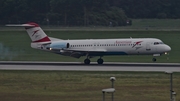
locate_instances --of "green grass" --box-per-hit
[131,19,180,28]
[0,71,179,101]
[0,30,179,62]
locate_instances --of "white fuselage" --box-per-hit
[32,38,171,57]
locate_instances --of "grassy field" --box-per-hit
[0,30,179,63]
[130,19,180,29]
[0,71,179,101]
[0,19,180,101]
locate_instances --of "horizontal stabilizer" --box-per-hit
[6,24,35,27]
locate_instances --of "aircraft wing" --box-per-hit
[60,48,107,58]
[67,48,107,52]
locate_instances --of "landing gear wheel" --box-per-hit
[97,58,104,64]
[84,59,90,64]
[152,58,157,62]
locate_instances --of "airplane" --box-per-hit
[6,22,171,64]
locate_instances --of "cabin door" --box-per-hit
[146,42,151,51]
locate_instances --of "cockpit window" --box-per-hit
[154,42,164,45]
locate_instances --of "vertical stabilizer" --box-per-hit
[25,22,51,43]
[6,22,51,43]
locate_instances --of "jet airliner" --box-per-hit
[6,22,171,64]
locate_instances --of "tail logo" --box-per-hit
[32,30,39,36]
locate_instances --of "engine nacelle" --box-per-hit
[46,42,70,50]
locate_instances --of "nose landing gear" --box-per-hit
[152,58,157,62]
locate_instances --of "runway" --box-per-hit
[0,61,180,72]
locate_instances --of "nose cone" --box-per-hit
[165,45,171,52]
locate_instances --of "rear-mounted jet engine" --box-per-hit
[46,42,70,50]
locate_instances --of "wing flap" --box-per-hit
[70,52,82,58]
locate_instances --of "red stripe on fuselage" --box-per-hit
[33,36,51,43]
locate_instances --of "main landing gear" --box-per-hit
[84,58,91,64]
[97,58,104,64]
[84,57,104,65]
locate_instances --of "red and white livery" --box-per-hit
[6,22,171,64]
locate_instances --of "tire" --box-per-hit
[152,58,157,62]
[84,59,90,64]
[97,58,104,64]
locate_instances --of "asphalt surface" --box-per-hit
[0,61,180,72]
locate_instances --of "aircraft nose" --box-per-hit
[165,45,171,52]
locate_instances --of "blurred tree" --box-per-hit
[2,0,180,26]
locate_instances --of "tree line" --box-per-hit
[0,0,180,26]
